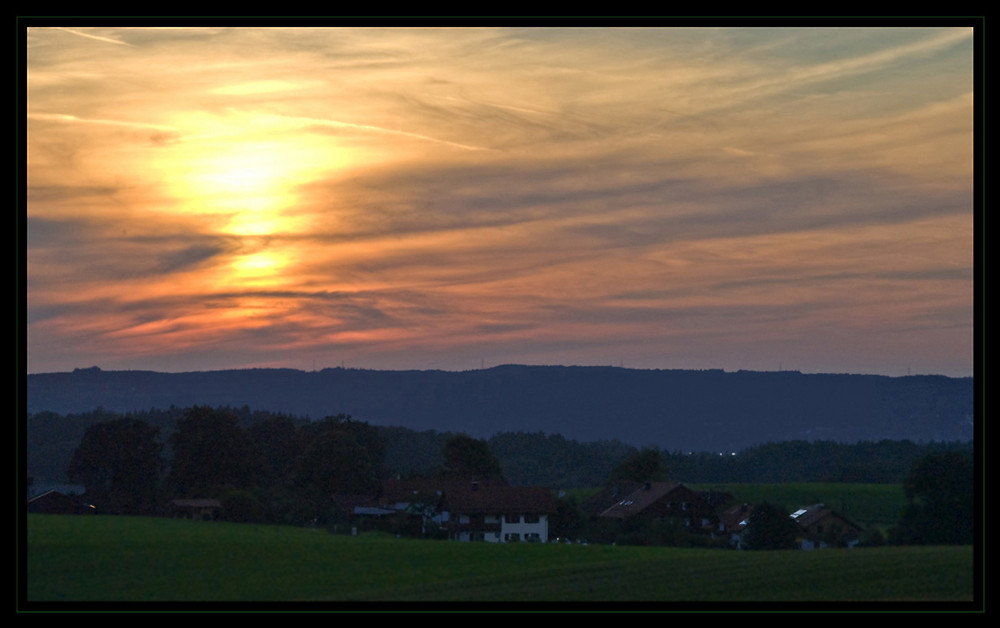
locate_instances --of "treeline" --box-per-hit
[28,405,975,547]
[657,439,975,485]
[27,406,974,492]
[60,408,388,526]
[48,406,535,529]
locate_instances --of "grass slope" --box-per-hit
[24,514,976,606]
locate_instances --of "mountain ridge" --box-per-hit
[25,365,975,452]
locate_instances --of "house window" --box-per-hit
[523,513,539,524]
[504,513,521,523]
[524,533,541,543]
[504,533,521,542]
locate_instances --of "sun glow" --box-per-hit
[148,112,346,237]
[135,111,354,291]
[231,249,283,276]
[25,26,975,378]
[163,139,311,236]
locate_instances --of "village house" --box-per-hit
[583,481,716,530]
[790,504,864,549]
[715,502,864,550]
[346,478,559,543]
[715,502,755,549]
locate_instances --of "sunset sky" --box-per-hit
[24,21,978,377]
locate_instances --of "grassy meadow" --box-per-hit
[24,513,976,606]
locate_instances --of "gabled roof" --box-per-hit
[377,479,447,505]
[790,505,863,533]
[579,481,645,515]
[355,478,559,515]
[441,480,559,515]
[27,489,96,514]
[595,482,702,519]
[718,503,755,532]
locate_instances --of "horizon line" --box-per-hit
[24,363,974,379]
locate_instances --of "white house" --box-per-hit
[349,478,559,543]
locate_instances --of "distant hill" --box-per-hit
[25,365,975,453]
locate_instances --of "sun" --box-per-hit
[172,138,310,236]
[149,112,341,236]
[141,111,347,288]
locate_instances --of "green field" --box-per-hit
[24,514,977,606]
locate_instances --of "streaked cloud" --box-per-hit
[24,23,977,377]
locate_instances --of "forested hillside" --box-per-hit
[26,365,975,453]
[26,406,973,488]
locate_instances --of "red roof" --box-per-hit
[371,478,558,515]
[596,482,703,519]
[442,481,559,515]
[718,503,755,531]
[791,505,863,534]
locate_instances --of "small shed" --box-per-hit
[169,498,223,520]
[27,490,96,515]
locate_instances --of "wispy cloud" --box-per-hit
[25,24,977,376]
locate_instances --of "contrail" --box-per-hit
[281,114,495,152]
[53,27,133,47]
[27,112,175,132]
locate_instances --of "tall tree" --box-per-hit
[67,417,163,515]
[892,451,974,545]
[248,412,301,488]
[168,406,253,498]
[294,414,385,498]
[609,447,667,484]
[441,433,504,480]
[742,501,801,550]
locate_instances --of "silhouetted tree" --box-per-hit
[294,414,385,498]
[441,433,504,480]
[67,417,163,515]
[742,501,800,550]
[218,488,265,523]
[168,406,253,498]
[891,451,974,545]
[247,412,301,488]
[609,447,668,483]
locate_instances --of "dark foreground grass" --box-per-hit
[24,514,976,606]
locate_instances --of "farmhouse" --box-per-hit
[790,504,864,549]
[442,479,559,543]
[715,502,864,550]
[715,502,755,549]
[347,478,559,543]
[584,481,716,530]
